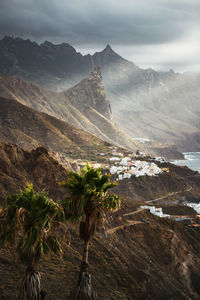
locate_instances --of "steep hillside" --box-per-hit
[113,161,200,205]
[0,72,143,152]
[1,36,199,151]
[2,209,200,300]
[0,96,119,160]
[92,46,200,151]
[0,143,69,202]
[0,72,111,142]
[0,143,200,299]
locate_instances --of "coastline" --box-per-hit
[172,152,200,173]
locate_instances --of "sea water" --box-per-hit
[173,152,200,213]
[173,152,200,173]
[186,202,200,214]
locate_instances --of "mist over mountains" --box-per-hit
[0,69,145,154]
[0,36,200,152]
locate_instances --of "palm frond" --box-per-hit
[46,235,62,256]
[61,165,121,238]
[0,184,65,265]
[101,194,121,211]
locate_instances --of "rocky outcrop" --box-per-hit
[63,66,112,119]
[0,143,68,202]
[149,144,184,160]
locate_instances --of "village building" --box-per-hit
[140,206,170,218]
[109,155,164,180]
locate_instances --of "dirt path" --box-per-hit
[123,208,146,217]
[145,185,192,204]
[107,220,142,234]
[107,185,193,234]
[123,185,192,217]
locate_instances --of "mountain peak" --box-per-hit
[89,66,102,79]
[92,44,123,63]
[40,40,53,47]
[1,36,32,45]
[102,44,115,54]
[64,66,112,119]
[105,44,112,50]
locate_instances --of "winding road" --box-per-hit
[123,185,192,217]
[107,185,192,234]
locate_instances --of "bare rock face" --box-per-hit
[63,66,112,120]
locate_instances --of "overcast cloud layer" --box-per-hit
[0,0,200,72]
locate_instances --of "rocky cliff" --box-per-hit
[63,66,112,119]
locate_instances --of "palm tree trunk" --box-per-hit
[80,215,91,274]
[70,217,97,299]
[80,239,90,274]
[19,264,41,300]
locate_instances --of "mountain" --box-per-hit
[0,70,144,153]
[62,66,112,120]
[0,36,91,89]
[0,96,117,160]
[1,36,199,151]
[91,47,200,152]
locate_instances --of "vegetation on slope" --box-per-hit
[0,184,64,299]
[0,144,200,299]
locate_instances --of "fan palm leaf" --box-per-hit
[0,184,65,300]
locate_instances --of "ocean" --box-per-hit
[173,152,200,213]
[172,152,200,173]
[186,202,200,214]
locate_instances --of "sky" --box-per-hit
[0,0,199,72]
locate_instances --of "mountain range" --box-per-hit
[0,68,146,154]
[1,36,199,151]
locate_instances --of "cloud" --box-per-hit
[113,28,200,72]
[0,0,199,45]
[0,0,199,71]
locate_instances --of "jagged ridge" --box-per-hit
[1,36,199,151]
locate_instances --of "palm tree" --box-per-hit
[0,184,65,300]
[60,164,120,299]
